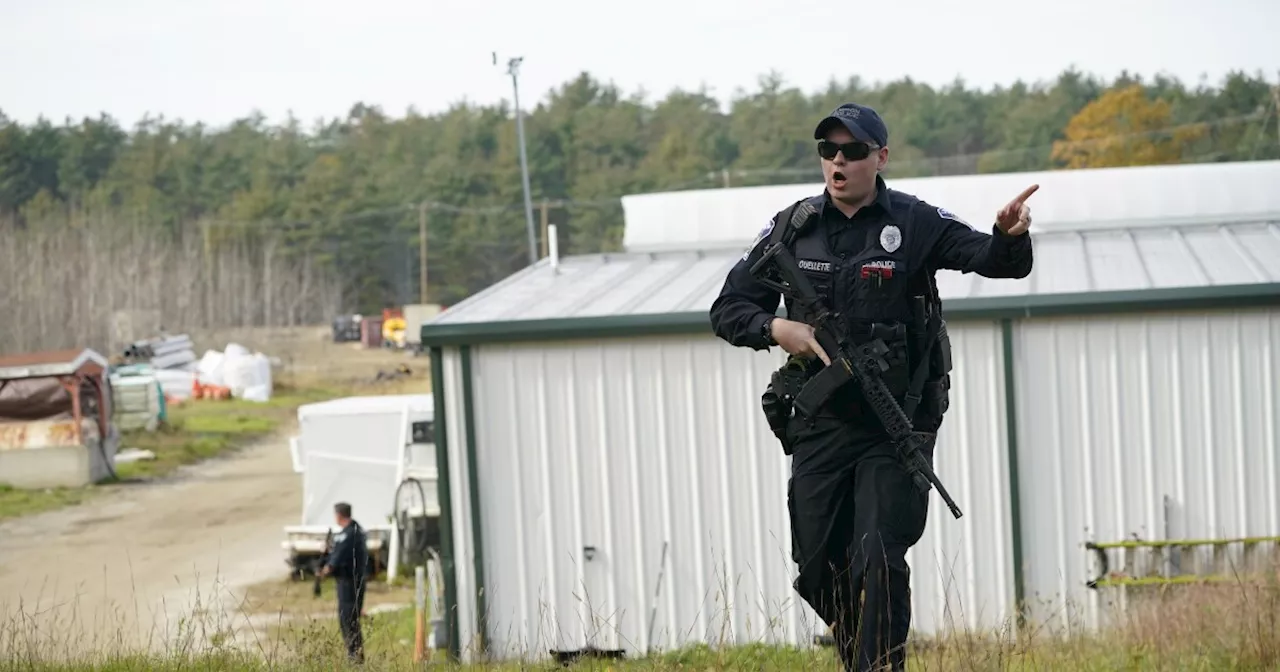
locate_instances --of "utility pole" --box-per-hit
[418,201,429,304]
[539,200,549,258]
[495,53,539,266]
[1272,86,1280,155]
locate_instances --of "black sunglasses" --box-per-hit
[817,140,878,161]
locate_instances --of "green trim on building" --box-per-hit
[422,282,1280,347]
[422,311,707,347]
[948,281,1280,320]
[429,347,460,661]
[1000,319,1027,630]
[459,346,488,655]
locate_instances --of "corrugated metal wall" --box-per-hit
[439,306,1280,663]
[444,321,1012,661]
[436,348,481,656]
[465,335,810,659]
[1013,308,1280,636]
[906,321,1017,636]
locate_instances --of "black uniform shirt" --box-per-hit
[325,520,370,581]
[709,174,1034,351]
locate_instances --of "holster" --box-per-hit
[761,357,810,455]
[914,319,953,431]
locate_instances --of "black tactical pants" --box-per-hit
[336,577,367,663]
[785,409,933,672]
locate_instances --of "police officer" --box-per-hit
[319,501,370,664]
[709,103,1036,671]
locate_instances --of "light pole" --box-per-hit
[496,54,539,266]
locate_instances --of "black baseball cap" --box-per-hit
[813,103,888,147]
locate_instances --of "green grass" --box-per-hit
[4,572,1280,670]
[110,391,321,481]
[242,574,419,628]
[0,483,96,519]
[4,630,1276,671]
[0,382,338,521]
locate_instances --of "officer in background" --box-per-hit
[709,103,1036,671]
[319,501,370,664]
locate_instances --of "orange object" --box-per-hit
[185,374,234,402]
[413,604,425,662]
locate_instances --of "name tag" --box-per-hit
[798,259,833,273]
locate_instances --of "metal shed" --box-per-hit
[0,348,119,489]
[421,160,1280,663]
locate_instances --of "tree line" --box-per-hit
[1,67,1277,353]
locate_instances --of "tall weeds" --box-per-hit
[3,562,1278,670]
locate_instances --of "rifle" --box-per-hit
[314,528,334,597]
[749,237,964,520]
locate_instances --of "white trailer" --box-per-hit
[282,394,441,582]
[403,303,446,352]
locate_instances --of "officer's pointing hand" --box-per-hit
[996,184,1039,236]
[770,318,831,366]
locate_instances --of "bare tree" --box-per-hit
[0,217,343,357]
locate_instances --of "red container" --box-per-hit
[361,318,384,348]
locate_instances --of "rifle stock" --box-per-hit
[751,242,964,520]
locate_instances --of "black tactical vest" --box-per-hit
[767,193,951,428]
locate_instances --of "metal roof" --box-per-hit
[297,394,435,420]
[424,161,1280,346]
[428,250,734,326]
[0,349,109,381]
[421,219,1280,346]
[432,220,1280,321]
[938,220,1280,299]
[620,160,1280,253]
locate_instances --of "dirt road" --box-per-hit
[0,433,302,660]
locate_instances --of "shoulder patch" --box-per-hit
[936,206,972,229]
[742,219,774,260]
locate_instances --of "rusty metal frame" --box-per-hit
[2,363,111,448]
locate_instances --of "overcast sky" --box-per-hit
[3,0,1277,129]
